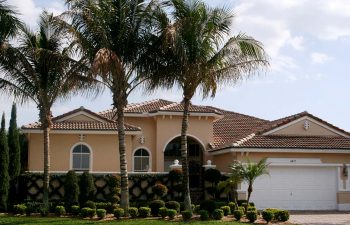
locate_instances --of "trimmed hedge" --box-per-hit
[233,209,243,221]
[262,210,274,223]
[96,209,106,219]
[114,208,124,219]
[165,201,180,212]
[128,207,138,218]
[139,207,151,218]
[159,207,168,218]
[181,210,192,221]
[246,210,258,223]
[149,200,165,216]
[167,209,177,220]
[199,210,209,221]
[212,209,224,220]
[55,206,66,217]
[220,206,230,216]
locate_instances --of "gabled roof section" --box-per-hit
[99,99,222,120]
[22,106,141,132]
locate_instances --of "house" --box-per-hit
[22,99,350,211]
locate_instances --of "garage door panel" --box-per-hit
[245,166,337,210]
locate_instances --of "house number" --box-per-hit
[290,159,296,163]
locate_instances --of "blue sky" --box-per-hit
[1,0,350,131]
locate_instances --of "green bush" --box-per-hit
[262,210,274,223]
[277,210,289,222]
[249,202,255,206]
[165,201,180,212]
[212,209,224,220]
[168,169,183,182]
[181,210,192,221]
[228,202,236,213]
[81,207,91,218]
[96,209,106,219]
[167,209,177,220]
[79,172,96,205]
[55,206,66,217]
[247,206,257,212]
[138,207,151,218]
[25,202,40,215]
[246,210,258,223]
[128,207,138,218]
[241,202,247,208]
[200,200,217,214]
[87,208,96,218]
[159,207,168,219]
[193,205,201,214]
[152,183,168,198]
[220,206,230,216]
[113,208,124,219]
[95,202,112,210]
[107,175,121,204]
[39,206,49,217]
[64,171,79,209]
[14,204,26,215]
[203,168,222,183]
[237,206,245,214]
[199,210,209,221]
[149,200,165,216]
[71,205,80,216]
[233,209,243,221]
[85,200,96,209]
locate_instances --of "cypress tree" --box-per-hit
[8,103,20,179]
[79,172,96,206]
[64,170,80,210]
[0,113,10,211]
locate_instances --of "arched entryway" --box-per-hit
[164,136,204,189]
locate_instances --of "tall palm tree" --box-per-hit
[64,0,165,211]
[0,11,94,208]
[0,0,21,45]
[230,158,269,212]
[146,0,269,211]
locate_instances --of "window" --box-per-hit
[133,148,150,172]
[72,144,91,171]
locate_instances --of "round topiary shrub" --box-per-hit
[40,207,49,217]
[14,204,26,215]
[246,210,258,223]
[233,209,243,221]
[181,210,192,221]
[55,206,66,217]
[88,208,96,218]
[247,206,257,212]
[169,169,183,182]
[237,206,245,214]
[204,168,222,183]
[108,175,121,204]
[212,209,224,220]
[249,202,255,206]
[167,209,177,220]
[228,202,236,213]
[149,200,165,216]
[128,207,138,218]
[85,201,96,209]
[81,207,91,218]
[220,206,231,216]
[278,210,289,222]
[165,201,180,212]
[96,209,106,219]
[114,208,124,219]
[159,207,168,219]
[200,200,217,214]
[152,183,168,199]
[199,210,209,221]
[138,207,151,218]
[71,205,80,216]
[262,210,274,223]
[193,205,201,214]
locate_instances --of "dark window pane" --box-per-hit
[81,145,90,153]
[81,154,90,169]
[72,154,80,169]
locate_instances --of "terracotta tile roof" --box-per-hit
[99,99,222,120]
[22,107,141,132]
[22,121,140,131]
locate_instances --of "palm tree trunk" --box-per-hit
[181,97,192,212]
[246,184,253,212]
[116,103,129,213]
[42,118,51,209]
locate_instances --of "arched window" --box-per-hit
[133,148,150,172]
[72,144,91,171]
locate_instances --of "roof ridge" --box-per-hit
[207,106,268,122]
[52,107,115,123]
[158,102,179,110]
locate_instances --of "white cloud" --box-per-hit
[311,52,332,64]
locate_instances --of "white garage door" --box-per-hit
[244,166,337,210]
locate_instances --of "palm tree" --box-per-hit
[217,173,242,203]
[146,0,269,211]
[64,0,165,211]
[0,11,94,209]
[0,0,21,45]
[230,158,269,212]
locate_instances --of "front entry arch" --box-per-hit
[164,136,204,189]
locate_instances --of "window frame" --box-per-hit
[132,147,151,172]
[70,142,93,171]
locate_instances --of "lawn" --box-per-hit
[0,215,252,225]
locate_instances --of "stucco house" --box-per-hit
[22,99,350,211]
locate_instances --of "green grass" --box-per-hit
[0,215,251,225]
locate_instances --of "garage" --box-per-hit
[243,166,338,210]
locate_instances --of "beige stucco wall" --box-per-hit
[212,152,237,172]
[27,133,133,172]
[337,192,350,204]
[271,119,341,136]
[65,114,97,122]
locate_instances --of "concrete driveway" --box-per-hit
[289,211,350,225]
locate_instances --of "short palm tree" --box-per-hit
[230,158,269,211]
[64,0,165,211]
[146,0,269,211]
[0,11,94,208]
[0,0,21,44]
[217,172,242,203]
